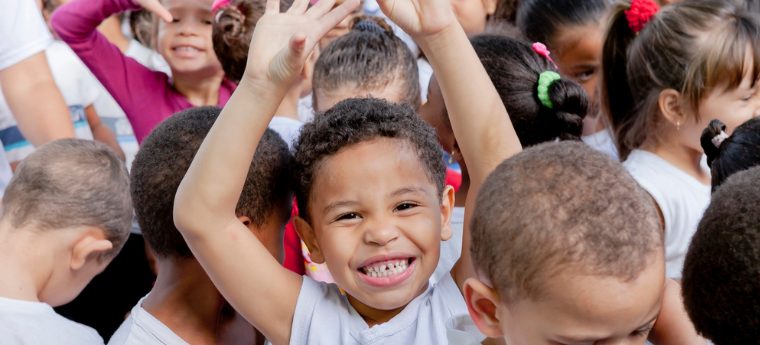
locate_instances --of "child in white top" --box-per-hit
[172,0,521,342]
[601,0,760,279]
[0,139,132,344]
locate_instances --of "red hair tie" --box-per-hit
[625,0,659,33]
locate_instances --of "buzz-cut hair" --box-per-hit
[471,141,663,302]
[131,106,294,258]
[1,139,132,256]
[682,166,760,345]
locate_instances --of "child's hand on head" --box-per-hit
[376,0,457,39]
[135,0,173,22]
[241,0,360,89]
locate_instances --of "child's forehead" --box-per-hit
[161,0,213,12]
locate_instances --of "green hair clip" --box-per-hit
[537,71,561,109]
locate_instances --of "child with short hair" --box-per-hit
[51,0,236,143]
[681,166,760,345]
[701,118,760,190]
[173,0,520,343]
[516,0,617,159]
[601,0,760,279]
[0,139,132,344]
[109,106,293,344]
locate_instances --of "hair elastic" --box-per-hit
[537,71,561,109]
[531,42,555,66]
[625,0,659,33]
[211,0,231,13]
[712,131,729,148]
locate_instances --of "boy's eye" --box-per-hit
[335,212,360,221]
[630,325,654,337]
[395,202,418,212]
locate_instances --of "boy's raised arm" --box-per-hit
[376,0,522,290]
[173,0,358,343]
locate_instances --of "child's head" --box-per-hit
[148,0,223,78]
[420,34,586,168]
[681,166,760,345]
[131,106,293,262]
[319,0,365,49]
[465,142,665,344]
[211,0,294,82]
[292,98,452,313]
[701,118,760,190]
[1,139,132,306]
[311,17,419,112]
[517,0,609,120]
[602,0,760,160]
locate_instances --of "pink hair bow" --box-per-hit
[211,0,231,13]
[531,42,556,66]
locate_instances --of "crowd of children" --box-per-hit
[1,0,760,343]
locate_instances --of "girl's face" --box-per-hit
[156,0,223,78]
[450,0,497,36]
[302,138,453,319]
[552,22,604,131]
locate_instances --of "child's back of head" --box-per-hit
[701,118,760,190]
[1,138,131,305]
[467,141,665,343]
[682,166,760,345]
[131,106,294,261]
[311,17,419,112]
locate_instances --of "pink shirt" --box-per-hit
[51,0,236,143]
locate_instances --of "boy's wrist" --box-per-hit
[414,22,463,55]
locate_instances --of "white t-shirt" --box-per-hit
[290,274,474,345]
[431,206,464,284]
[623,149,711,279]
[269,116,304,151]
[0,296,104,345]
[0,41,95,163]
[582,128,619,162]
[0,0,53,70]
[109,296,189,345]
[417,58,433,105]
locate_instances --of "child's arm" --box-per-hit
[84,105,126,161]
[376,0,522,290]
[648,279,706,345]
[173,1,358,344]
[50,0,172,141]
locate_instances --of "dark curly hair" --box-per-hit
[682,166,760,345]
[471,141,662,302]
[312,16,420,111]
[212,0,294,82]
[131,106,294,258]
[700,118,760,191]
[293,98,445,220]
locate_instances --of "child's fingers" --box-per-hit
[305,0,336,18]
[265,0,281,13]
[142,0,173,22]
[287,0,310,14]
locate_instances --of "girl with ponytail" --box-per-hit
[701,118,760,191]
[600,0,760,279]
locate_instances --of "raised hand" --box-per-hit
[375,0,457,38]
[242,0,360,88]
[135,0,173,22]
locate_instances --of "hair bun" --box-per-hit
[350,16,394,36]
[701,119,728,167]
[547,78,587,141]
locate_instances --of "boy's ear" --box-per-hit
[482,0,498,16]
[70,228,113,271]
[464,278,504,338]
[440,185,455,242]
[294,216,324,264]
[658,89,688,129]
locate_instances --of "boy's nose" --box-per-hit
[363,221,400,246]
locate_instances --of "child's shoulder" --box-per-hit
[0,296,103,345]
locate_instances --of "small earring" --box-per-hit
[448,150,457,165]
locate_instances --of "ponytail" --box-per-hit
[701,118,760,191]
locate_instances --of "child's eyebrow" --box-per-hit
[323,200,359,214]
[389,186,427,198]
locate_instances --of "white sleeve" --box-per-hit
[0,0,53,70]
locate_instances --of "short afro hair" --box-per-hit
[471,141,663,302]
[2,139,132,256]
[682,166,760,344]
[293,98,445,221]
[131,106,294,258]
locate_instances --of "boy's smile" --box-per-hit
[299,137,453,323]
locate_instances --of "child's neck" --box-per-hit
[646,139,710,185]
[173,71,226,107]
[346,295,407,327]
[0,223,55,302]
[143,258,257,345]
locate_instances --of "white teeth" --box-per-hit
[362,259,410,278]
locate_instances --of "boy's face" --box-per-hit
[156,0,223,77]
[300,138,453,315]
[468,253,665,345]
